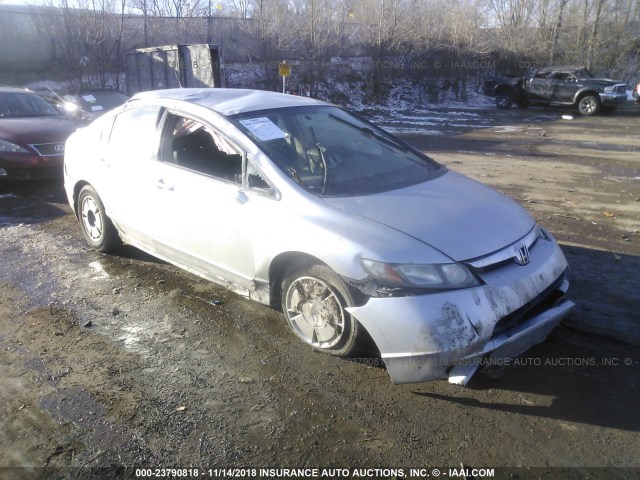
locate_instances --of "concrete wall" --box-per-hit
[0,6,58,69]
[0,4,263,72]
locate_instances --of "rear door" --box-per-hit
[100,105,163,244]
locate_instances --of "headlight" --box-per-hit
[0,138,29,153]
[62,101,79,112]
[603,86,614,93]
[361,258,481,290]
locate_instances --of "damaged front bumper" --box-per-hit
[346,236,574,385]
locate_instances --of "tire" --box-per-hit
[77,185,121,252]
[281,264,361,357]
[495,91,513,109]
[577,95,601,116]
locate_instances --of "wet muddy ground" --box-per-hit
[1,102,639,480]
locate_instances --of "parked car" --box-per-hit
[0,87,79,182]
[64,88,574,385]
[484,66,627,115]
[60,90,129,123]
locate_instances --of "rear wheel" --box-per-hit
[495,91,514,109]
[77,185,121,252]
[281,264,361,357]
[577,95,601,116]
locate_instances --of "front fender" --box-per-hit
[572,89,600,105]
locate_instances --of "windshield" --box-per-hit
[575,68,593,79]
[230,106,442,197]
[0,92,61,118]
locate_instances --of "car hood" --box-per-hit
[323,170,535,261]
[582,78,624,86]
[0,117,79,145]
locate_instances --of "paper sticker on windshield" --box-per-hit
[239,117,286,141]
[82,95,97,103]
[91,105,104,112]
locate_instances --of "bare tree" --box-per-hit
[236,0,298,89]
[487,0,537,54]
[586,0,604,69]
[549,0,569,64]
[292,0,350,95]
[46,0,131,89]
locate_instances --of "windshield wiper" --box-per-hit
[328,113,408,152]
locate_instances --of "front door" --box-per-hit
[151,111,256,292]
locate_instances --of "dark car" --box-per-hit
[0,87,79,182]
[61,90,129,123]
[484,66,627,115]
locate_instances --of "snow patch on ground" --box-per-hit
[18,59,503,136]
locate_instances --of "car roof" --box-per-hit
[129,88,328,116]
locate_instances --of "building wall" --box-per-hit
[0,6,58,69]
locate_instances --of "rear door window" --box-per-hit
[108,106,161,161]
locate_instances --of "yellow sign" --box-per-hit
[279,63,291,77]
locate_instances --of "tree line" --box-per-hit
[37,0,640,100]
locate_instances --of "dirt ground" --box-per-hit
[0,102,639,480]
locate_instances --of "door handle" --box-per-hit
[235,190,248,204]
[155,179,174,191]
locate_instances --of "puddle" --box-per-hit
[0,192,68,227]
[40,387,107,428]
[88,261,109,280]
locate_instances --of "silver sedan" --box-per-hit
[64,88,574,385]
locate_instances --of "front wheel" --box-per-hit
[577,95,601,116]
[77,185,121,252]
[281,264,361,357]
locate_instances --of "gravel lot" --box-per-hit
[1,101,639,480]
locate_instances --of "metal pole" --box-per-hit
[208,0,212,44]
[282,61,286,94]
[143,0,148,46]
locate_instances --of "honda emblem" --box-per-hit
[515,245,530,265]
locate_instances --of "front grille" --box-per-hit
[28,143,65,157]
[492,272,567,336]
[0,164,62,180]
[466,227,540,274]
[614,84,626,94]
